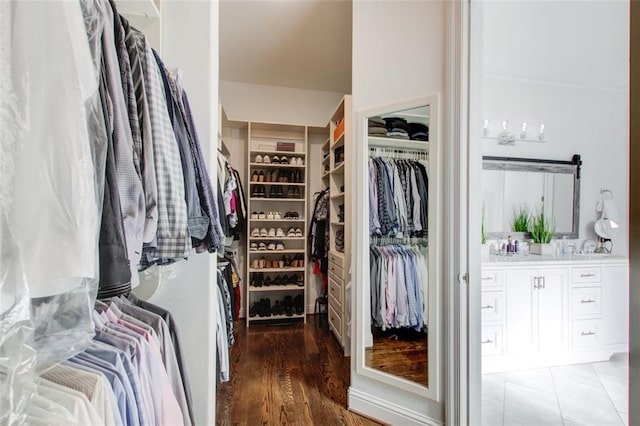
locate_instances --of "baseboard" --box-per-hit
[348,387,442,426]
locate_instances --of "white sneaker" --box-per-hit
[273,211,282,220]
[258,211,266,219]
[266,211,275,220]
[263,155,271,164]
[268,227,276,237]
[287,228,296,237]
[296,157,304,165]
[276,228,285,238]
[289,157,296,165]
[295,227,303,237]
[259,228,268,237]
[251,211,258,219]
[251,228,260,237]
[255,155,263,163]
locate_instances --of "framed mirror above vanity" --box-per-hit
[353,94,442,407]
[482,155,582,239]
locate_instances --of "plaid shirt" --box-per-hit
[102,0,146,284]
[130,29,190,264]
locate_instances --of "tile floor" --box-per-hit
[482,353,628,425]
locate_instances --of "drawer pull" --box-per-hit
[580,273,595,278]
[580,299,595,304]
[482,339,494,344]
[581,331,596,336]
[481,304,494,310]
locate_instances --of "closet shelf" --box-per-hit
[248,313,305,321]
[322,155,330,164]
[249,182,306,186]
[332,162,345,173]
[331,192,345,199]
[331,221,345,226]
[368,136,429,151]
[248,285,305,292]
[250,149,307,157]
[249,163,306,169]
[322,171,330,179]
[249,219,305,223]
[249,198,305,202]
[248,237,305,241]
[249,249,305,254]
[332,132,345,149]
[249,267,306,273]
[322,137,331,150]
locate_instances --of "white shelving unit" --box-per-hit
[328,95,352,356]
[246,122,308,325]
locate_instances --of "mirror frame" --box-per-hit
[354,95,441,401]
[482,154,582,239]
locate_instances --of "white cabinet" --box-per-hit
[504,268,568,354]
[482,257,628,373]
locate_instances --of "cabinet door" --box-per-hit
[537,268,569,351]
[505,269,537,354]
[601,265,629,345]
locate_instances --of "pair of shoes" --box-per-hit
[271,155,287,164]
[255,298,271,317]
[291,157,304,165]
[271,300,284,315]
[251,185,266,198]
[265,211,282,220]
[268,185,285,198]
[287,170,303,183]
[294,295,304,315]
[250,273,264,287]
[250,241,258,250]
[286,227,303,237]
[284,211,300,220]
[251,228,260,237]
[255,155,263,164]
[290,254,304,268]
[286,187,302,198]
[266,241,285,251]
[255,155,272,164]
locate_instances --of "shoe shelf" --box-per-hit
[330,221,345,226]
[249,198,305,202]
[249,249,305,254]
[332,132,345,149]
[248,236,305,241]
[247,122,308,327]
[249,313,305,321]
[333,162,345,173]
[248,267,306,273]
[248,285,305,292]
[249,163,305,169]
[250,149,307,156]
[249,182,306,186]
[330,192,345,199]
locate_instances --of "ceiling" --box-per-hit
[219,0,352,94]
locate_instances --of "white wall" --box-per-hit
[350,1,446,424]
[481,1,630,254]
[220,80,344,127]
[139,3,219,424]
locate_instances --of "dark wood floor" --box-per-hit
[216,316,382,426]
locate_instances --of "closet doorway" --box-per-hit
[215,1,359,423]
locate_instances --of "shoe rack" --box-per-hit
[246,122,308,326]
[328,95,351,355]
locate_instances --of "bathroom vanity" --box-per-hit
[481,255,628,373]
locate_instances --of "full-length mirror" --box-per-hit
[482,155,581,238]
[355,95,440,399]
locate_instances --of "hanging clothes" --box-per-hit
[368,157,428,238]
[369,244,428,331]
[309,188,330,273]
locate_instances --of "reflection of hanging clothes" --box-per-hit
[370,244,427,331]
[217,155,247,242]
[368,157,428,238]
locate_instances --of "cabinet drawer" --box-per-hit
[572,319,602,349]
[481,269,503,289]
[329,268,343,285]
[328,304,342,341]
[329,261,343,278]
[481,325,503,356]
[572,267,602,284]
[571,287,602,317]
[481,291,505,323]
[329,252,344,268]
[328,277,343,308]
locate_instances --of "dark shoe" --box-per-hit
[283,296,293,316]
[249,301,259,317]
[294,295,304,315]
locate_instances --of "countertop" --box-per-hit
[482,253,628,267]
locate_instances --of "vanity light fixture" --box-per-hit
[482,119,547,144]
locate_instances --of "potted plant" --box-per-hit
[511,207,530,233]
[529,206,556,255]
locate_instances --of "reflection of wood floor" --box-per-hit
[216,316,382,425]
[365,328,428,387]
